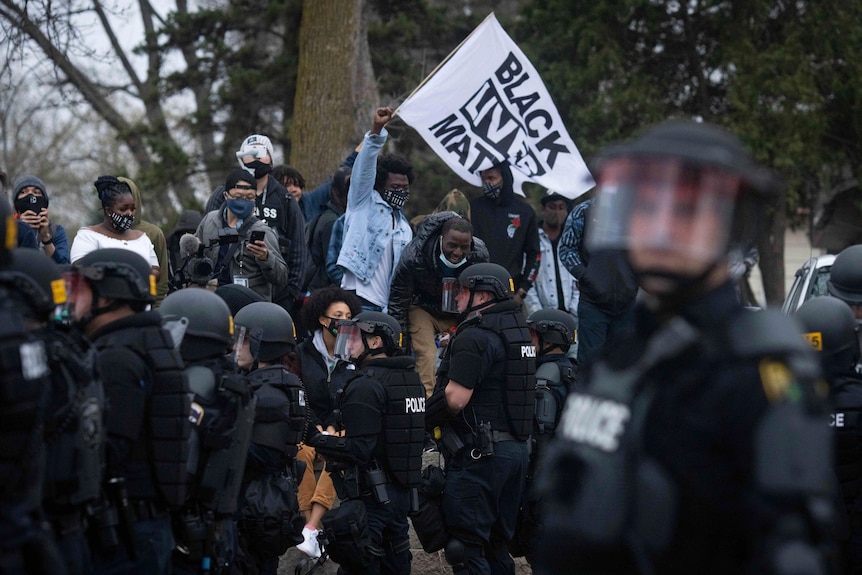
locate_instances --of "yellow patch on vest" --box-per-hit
[758,360,794,402]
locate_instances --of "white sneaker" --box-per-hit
[297,526,321,558]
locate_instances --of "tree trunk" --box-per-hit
[757,197,787,306]
[290,0,378,186]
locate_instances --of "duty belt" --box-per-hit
[491,430,520,443]
[129,499,169,522]
[49,509,87,537]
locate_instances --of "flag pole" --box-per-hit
[393,12,496,118]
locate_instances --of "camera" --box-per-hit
[171,228,242,291]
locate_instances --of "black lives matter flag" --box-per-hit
[397,13,594,199]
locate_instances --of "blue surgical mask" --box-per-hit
[439,250,467,270]
[226,198,255,219]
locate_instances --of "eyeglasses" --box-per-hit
[226,187,256,201]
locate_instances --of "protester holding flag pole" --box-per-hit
[395,13,595,201]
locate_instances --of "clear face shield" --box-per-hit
[441,277,460,313]
[162,315,189,350]
[587,157,741,274]
[333,321,363,361]
[232,324,262,369]
[58,269,84,325]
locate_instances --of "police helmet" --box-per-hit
[160,288,234,360]
[827,245,862,304]
[233,301,296,362]
[458,263,514,301]
[75,248,155,304]
[527,308,576,353]
[587,120,778,267]
[795,296,860,378]
[0,248,65,319]
[351,311,403,355]
[0,197,15,267]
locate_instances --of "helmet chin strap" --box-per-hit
[457,291,497,323]
[353,333,375,364]
[538,336,555,356]
[74,288,124,330]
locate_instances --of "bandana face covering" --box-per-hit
[381,188,410,210]
[483,182,502,199]
[109,211,135,232]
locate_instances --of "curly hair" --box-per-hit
[300,285,362,333]
[93,175,132,209]
[374,154,415,191]
[272,165,307,190]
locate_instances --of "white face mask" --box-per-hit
[439,237,467,270]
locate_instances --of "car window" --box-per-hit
[807,265,832,299]
[783,266,807,313]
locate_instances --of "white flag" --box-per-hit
[397,13,594,199]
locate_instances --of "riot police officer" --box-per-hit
[535,120,834,575]
[0,206,66,574]
[511,308,579,563]
[309,311,426,575]
[796,296,862,574]
[159,288,255,575]
[827,245,862,321]
[232,302,307,575]
[68,248,190,575]
[0,248,105,575]
[426,262,535,575]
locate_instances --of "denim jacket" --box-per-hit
[524,224,580,322]
[336,128,412,283]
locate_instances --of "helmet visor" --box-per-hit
[441,277,460,313]
[232,325,262,368]
[334,321,362,361]
[587,157,741,265]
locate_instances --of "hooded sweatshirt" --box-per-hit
[468,162,540,294]
[120,177,169,305]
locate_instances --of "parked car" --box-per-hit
[781,254,836,314]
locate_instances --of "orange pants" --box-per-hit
[296,443,335,512]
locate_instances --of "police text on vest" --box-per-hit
[559,394,630,452]
[405,397,425,413]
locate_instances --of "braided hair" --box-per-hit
[93,175,132,209]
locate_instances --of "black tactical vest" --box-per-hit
[537,317,699,570]
[96,324,191,507]
[829,376,862,506]
[0,303,50,513]
[533,357,577,454]
[246,366,307,459]
[186,361,256,515]
[470,305,536,440]
[360,362,425,488]
[42,326,105,509]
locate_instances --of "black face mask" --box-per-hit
[243,160,272,180]
[324,317,339,337]
[381,188,410,210]
[15,194,47,214]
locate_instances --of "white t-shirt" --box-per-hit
[70,227,159,267]
[340,238,394,310]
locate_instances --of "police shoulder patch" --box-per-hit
[758,359,802,403]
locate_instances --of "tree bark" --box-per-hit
[290,0,377,186]
[757,196,787,306]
